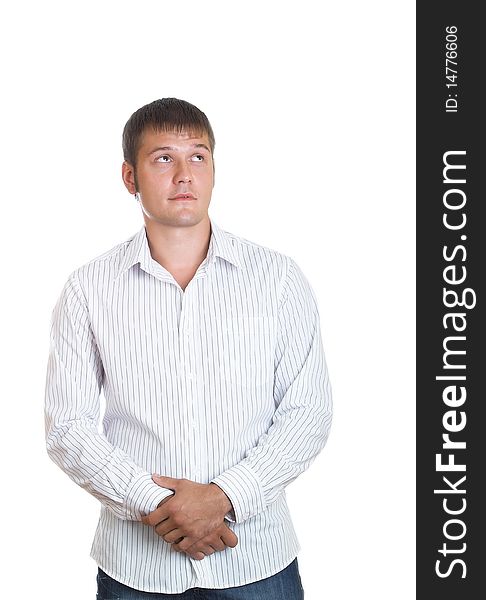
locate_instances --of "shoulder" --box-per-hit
[219,225,318,310]
[228,227,312,282]
[223,226,294,275]
[64,230,137,293]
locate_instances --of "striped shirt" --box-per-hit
[44,217,332,593]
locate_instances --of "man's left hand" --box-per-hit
[141,475,234,551]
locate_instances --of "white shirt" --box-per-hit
[44,217,332,593]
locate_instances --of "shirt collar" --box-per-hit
[207,218,242,270]
[115,216,242,280]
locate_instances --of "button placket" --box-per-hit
[178,284,199,480]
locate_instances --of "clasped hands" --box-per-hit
[141,475,238,561]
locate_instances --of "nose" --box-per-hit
[173,160,192,184]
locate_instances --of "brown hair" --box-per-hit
[122,98,215,169]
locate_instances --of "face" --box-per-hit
[122,128,214,229]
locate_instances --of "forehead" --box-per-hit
[139,127,210,150]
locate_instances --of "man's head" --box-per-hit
[122,98,215,177]
[121,98,216,229]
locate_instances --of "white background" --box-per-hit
[1,1,415,598]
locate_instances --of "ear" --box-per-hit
[122,160,137,195]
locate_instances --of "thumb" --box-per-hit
[152,474,178,489]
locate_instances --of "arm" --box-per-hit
[210,257,333,523]
[44,271,174,520]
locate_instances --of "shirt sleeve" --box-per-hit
[211,257,333,523]
[44,271,174,520]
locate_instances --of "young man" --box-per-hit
[44,98,332,599]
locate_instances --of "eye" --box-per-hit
[155,155,171,163]
[191,154,205,162]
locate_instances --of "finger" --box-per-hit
[220,529,238,548]
[186,545,215,557]
[155,519,178,537]
[141,512,161,527]
[170,536,184,551]
[185,544,214,559]
[173,536,200,553]
[152,475,179,489]
[207,537,226,552]
[187,551,206,561]
[142,506,171,527]
[163,529,185,544]
[182,534,224,554]
[157,496,173,508]
[197,531,227,552]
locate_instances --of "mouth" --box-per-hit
[170,193,196,200]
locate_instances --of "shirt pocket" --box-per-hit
[215,315,274,390]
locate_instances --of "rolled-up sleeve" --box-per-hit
[44,271,173,520]
[212,257,333,523]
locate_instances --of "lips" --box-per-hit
[170,193,196,200]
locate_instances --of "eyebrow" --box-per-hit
[147,143,211,156]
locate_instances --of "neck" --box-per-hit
[143,216,212,273]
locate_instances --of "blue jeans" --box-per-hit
[96,558,304,599]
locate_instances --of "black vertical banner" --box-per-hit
[417,3,485,598]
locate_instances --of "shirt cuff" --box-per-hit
[125,472,174,520]
[211,463,266,523]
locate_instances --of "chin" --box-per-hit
[156,213,204,228]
